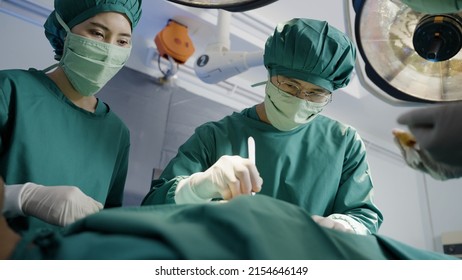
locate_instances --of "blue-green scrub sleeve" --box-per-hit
[334,129,382,233]
[104,142,130,208]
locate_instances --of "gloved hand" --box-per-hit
[311,215,355,234]
[393,132,462,180]
[397,102,462,166]
[20,183,103,226]
[175,155,263,203]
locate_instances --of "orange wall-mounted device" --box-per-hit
[154,20,195,64]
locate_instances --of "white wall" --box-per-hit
[0,10,54,70]
[425,176,462,251]
[2,10,462,254]
[365,145,433,250]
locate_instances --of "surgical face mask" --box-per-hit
[264,81,326,131]
[56,13,132,96]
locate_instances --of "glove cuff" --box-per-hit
[19,182,43,216]
[327,214,370,235]
[174,176,211,204]
[3,183,31,217]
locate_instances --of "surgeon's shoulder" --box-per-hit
[0,69,30,95]
[0,68,38,79]
[317,114,359,138]
[0,69,19,83]
[0,69,43,86]
[193,112,239,134]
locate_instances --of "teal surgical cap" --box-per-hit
[401,0,462,14]
[264,18,356,92]
[44,0,142,60]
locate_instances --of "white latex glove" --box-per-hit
[311,215,354,233]
[311,214,369,235]
[20,183,103,226]
[175,155,263,204]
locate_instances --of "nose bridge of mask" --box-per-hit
[267,81,299,104]
[67,35,130,65]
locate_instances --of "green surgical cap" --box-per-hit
[401,0,462,14]
[44,0,142,60]
[264,18,356,92]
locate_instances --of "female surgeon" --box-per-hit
[0,0,142,231]
[142,18,383,235]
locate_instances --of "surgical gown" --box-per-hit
[10,195,456,260]
[0,69,130,231]
[142,107,383,234]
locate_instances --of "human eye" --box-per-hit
[303,91,329,103]
[117,38,131,47]
[280,81,300,95]
[89,29,105,40]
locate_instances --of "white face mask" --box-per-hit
[264,81,326,131]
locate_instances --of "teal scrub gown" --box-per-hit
[142,107,383,234]
[10,195,456,260]
[0,69,130,232]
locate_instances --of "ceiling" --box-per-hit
[130,0,426,152]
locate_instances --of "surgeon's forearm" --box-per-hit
[0,216,21,259]
[0,178,21,259]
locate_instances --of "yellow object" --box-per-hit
[154,20,195,64]
[392,129,417,148]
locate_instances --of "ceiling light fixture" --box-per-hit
[345,0,462,105]
[166,0,278,12]
[193,9,263,84]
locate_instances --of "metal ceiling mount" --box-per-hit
[346,0,462,105]
[166,0,278,12]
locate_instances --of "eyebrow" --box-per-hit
[88,22,132,38]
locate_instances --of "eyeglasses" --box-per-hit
[275,79,332,104]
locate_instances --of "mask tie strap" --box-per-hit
[42,63,59,73]
[55,12,71,33]
[42,12,70,73]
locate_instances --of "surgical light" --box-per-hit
[166,0,278,12]
[346,0,462,104]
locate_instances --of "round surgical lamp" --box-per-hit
[348,0,462,104]
[166,0,278,12]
